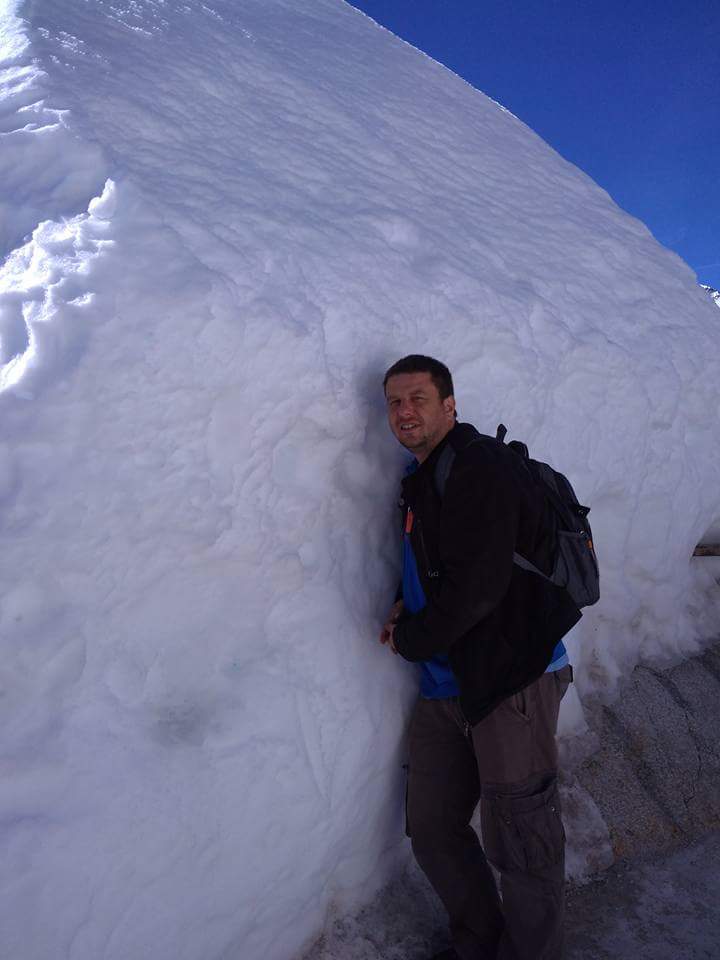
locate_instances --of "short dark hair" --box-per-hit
[383,354,454,400]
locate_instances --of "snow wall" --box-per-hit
[1,1,720,958]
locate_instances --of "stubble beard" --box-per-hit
[396,424,442,461]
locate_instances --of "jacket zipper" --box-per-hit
[411,504,467,730]
[415,517,440,592]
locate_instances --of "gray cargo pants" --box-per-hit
[406,666,572,960]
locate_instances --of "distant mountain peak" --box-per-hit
[701,284,720,308]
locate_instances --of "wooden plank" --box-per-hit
[693,544,720,557]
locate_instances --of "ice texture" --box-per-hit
[1,1,719,958]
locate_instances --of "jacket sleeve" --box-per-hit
[393,451,520,662]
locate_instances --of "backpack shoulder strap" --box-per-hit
[433,425,491,499]
[434,443,457,499]
[512,550,551,582]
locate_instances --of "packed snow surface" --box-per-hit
[1,1,720,958]
[305,832,720,960]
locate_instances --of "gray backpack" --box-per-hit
[434,423,599,608]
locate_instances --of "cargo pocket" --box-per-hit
[483,779,565,876]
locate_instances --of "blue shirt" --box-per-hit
[402,531,459,698]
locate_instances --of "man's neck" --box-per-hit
[414,424,454,464]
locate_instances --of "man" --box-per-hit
[380,355,579,960]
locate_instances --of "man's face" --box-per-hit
[385,371,456,462]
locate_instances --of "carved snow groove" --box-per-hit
[578,641,720,859]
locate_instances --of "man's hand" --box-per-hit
[380,600,403,655]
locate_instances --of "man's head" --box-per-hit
[383,355,456,462]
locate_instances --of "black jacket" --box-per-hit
[393,422,581,724]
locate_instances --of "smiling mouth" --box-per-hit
[400,423,420,432]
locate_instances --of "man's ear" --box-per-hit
[444,395,456,419]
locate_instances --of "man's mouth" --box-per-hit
[400,423,420,432]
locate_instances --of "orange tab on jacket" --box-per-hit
[405,508,414,534]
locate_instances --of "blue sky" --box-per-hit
[349,0,720,290]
